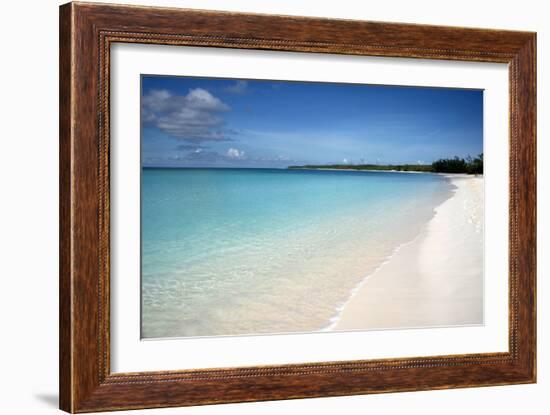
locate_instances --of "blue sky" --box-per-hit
[141,75,483,168]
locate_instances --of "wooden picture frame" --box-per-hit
[59,2,536,412]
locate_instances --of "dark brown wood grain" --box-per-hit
[59,3,73,411]
[59,2,536,412]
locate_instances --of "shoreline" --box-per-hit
[289,167,482,176]
[290,167,428,174]
[331,175,484,331]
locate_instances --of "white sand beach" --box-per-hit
[334,175,484,331]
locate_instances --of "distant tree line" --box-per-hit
[288,163,433,172]
[288,153,483,175]
[431,154,483,174]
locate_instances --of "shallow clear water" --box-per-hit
[141,168,454,338]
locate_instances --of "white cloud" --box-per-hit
[227,148,246,159]
[185,88,229,111]
[142,88,231,141]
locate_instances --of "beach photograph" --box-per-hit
[140,75,484,339]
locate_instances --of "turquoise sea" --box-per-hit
[141,168,454,338]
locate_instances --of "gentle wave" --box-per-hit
[321,222,429,331]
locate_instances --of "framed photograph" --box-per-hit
[59,2,536,412]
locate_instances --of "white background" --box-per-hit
[0,0,547,414]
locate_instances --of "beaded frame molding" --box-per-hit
[59,2,536,412]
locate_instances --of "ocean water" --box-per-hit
[141,168,454,338]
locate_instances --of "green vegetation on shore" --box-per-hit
[288,163,433,172]
[289,154,483,175]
